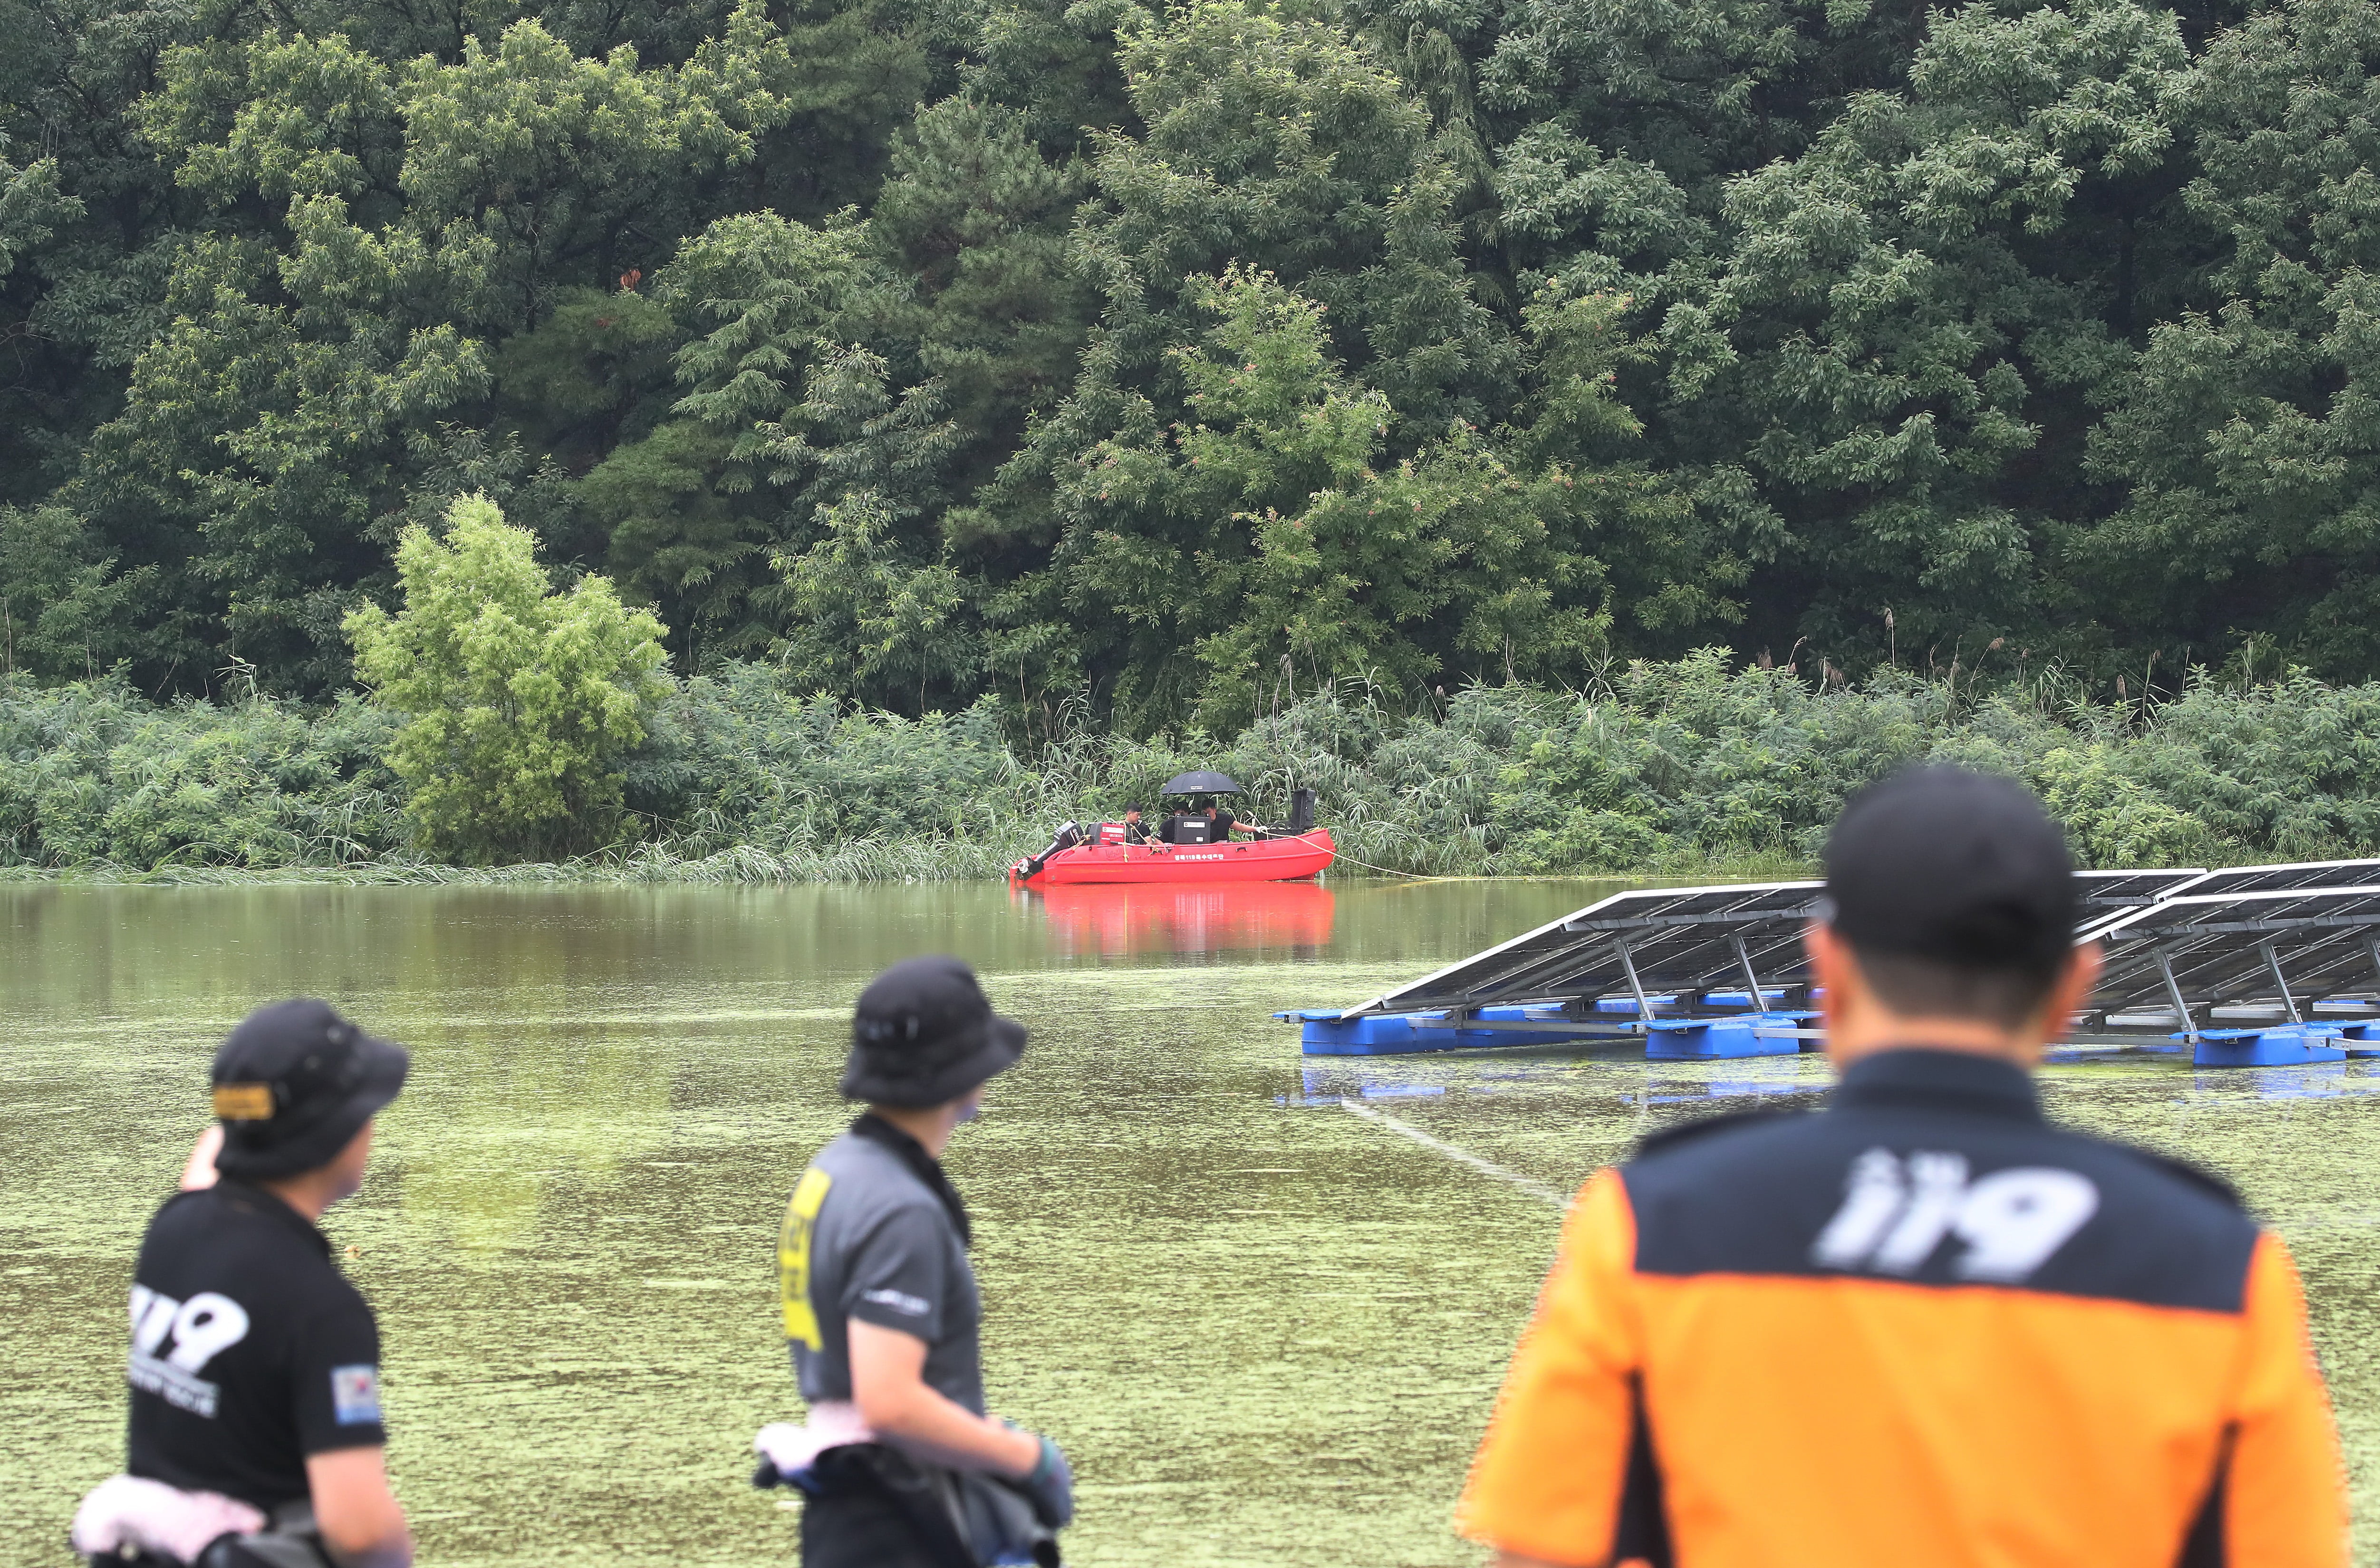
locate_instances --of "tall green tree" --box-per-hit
[2079,0,2380,678]
[0,135,74,294]
[773,490,977,708]
[73,4,799,692]
[0,502,153,679]
[1034,265,1705,730]
[580,209,876,666]
[1656,0,2192,664]
[867,96,1096,499]
[346,493,667,861]
[0,0,193,517]
[976,0,1522,717]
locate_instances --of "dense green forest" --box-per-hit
[3,0,2375,724]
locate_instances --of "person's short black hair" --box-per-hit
[1845,945,2067,1031]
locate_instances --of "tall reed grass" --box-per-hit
[7,652,2377,880]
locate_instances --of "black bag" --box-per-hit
[805,1444,1059,1568]
[195,1503,334,1568]
[952,1469,1060,1568]
[197,1539,332,1568]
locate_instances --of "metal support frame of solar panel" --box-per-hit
[1339,881,1824,1034]
[2082,885,2380,1039]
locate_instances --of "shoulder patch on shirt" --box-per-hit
[330,1364,382,1425]
[1632,1106,1806,1159]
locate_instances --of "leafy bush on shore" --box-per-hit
[1245,658,2380,875]
[347,497,670,863]
[5,654,2377,879]
[0,680,405,870]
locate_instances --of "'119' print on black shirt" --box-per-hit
[127,1285,250,1418]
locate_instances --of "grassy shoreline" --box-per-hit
[0,847,1824,888]
[10,654,2379,882]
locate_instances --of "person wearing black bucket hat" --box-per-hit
[1461,766,2347,1568]
[72,1000,415,1568]
[755,956,1073,1568]
[837,955,1028,1108]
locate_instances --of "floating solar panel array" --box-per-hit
[1290,880,1824,1058]
[1288,861,2380,1066]
[2084,863,2380,1065]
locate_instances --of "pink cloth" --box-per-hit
[71,1474,266,1563]
[755,1401,877,1476]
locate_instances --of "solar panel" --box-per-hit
[2086,885,2380,1035]
[1345,881,1824,1018]
[2160,859,2380,900]
[2074,867,2204,917]
[1340,870,2203,1022]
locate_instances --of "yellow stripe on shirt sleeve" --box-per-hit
[778,1167,833,1349]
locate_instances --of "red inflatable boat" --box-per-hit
[1010,828,1336,885]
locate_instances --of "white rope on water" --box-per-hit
[1319,844,1455,880]
[1339,1099,1569,1209]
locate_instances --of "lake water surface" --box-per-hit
[5,879,2377,1565]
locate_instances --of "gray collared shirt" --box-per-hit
[779,1122,985,1415]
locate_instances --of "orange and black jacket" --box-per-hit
[1459,1049,2349,1568]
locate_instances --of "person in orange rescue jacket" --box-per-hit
[1458,765,2350,1568]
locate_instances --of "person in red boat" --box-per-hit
[1202,802,1243,839]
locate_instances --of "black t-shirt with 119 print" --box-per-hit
[125,1182,386,1511]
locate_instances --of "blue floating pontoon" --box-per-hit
[1646,1013,1806,1059]
[1286,1000,1819,1058]
[1291,1006,1597,1056]
[2184,1025,2349,1068]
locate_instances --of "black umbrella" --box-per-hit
[1159,770,1242,796]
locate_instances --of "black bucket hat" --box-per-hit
[1823,765,2076,974]
[840,956,1027,1107]
[210,999,410,1181]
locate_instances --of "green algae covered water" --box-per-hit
[4,880,2376,1565]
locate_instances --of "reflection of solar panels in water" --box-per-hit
[1350,881,1824,1016]
[2087,885,2380,1036]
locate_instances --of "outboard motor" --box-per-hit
[1287,789,1317,835]
[1017,821,1082,879]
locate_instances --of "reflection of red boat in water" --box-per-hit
[1028,880,1337,955]
[1010,773,1335,885]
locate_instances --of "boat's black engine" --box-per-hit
[1287,789,1317,835]
[1017,821,1082,878]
